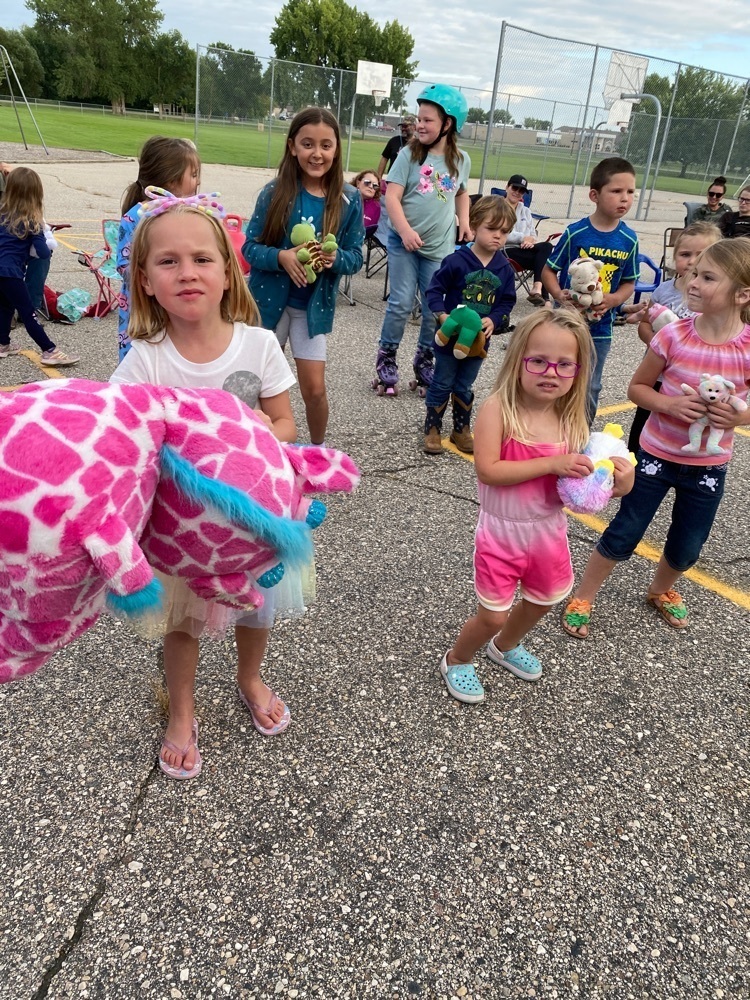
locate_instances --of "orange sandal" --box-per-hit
[647,590,688,629]
[562,598,592,639]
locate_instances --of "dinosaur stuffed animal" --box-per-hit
[290,223,339,283]
[435,304,485,359]
[0,380,360,682]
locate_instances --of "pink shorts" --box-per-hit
[473,509,574,612]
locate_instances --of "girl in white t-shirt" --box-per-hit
[111,192,304,780]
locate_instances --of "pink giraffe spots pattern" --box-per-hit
[0,379,360,681]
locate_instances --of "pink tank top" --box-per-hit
[478,437,567,521]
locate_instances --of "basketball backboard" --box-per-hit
[603,52,649,110]
[356,60,392,99]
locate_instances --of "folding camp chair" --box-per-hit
[683,201,703,226]
[490,186,558,298]
[75,219,121,318]
[660,227,682,280]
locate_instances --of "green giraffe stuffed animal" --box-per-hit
[435,304,485,359]
[290,223,339,284]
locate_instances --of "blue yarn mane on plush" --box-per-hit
[159,445,313,568]
[107,577,164,616]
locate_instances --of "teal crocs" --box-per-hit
[439,652,485,704]
[486,639,543,682]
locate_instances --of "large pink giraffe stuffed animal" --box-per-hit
[0,379,360,681]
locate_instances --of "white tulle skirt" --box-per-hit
[124,560,316,640]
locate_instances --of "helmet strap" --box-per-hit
[419,107,454,154]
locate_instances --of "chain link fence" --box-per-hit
[195,29,750,221]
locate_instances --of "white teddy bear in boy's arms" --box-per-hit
[568,256,604,314]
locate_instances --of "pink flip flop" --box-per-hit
[159,718,202,779]
[238,688,291,736]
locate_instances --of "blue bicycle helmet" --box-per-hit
[416,84,468,132]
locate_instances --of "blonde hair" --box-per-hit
[698,237,750,324]
[490,310,592,452]
[673,220,721,256]
[0,167,44,237]
[128,205,260,341]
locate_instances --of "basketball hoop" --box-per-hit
[372,90,385,108]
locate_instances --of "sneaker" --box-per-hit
[41,348,79,366]
[486,638,543,681]
[0,345,21,359]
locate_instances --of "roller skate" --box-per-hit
[409,345,434,397]
[372,345,399,397]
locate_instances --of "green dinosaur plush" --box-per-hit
[290,223,339,284]
[435,304,485,359]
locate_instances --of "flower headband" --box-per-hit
[142,186,226,219]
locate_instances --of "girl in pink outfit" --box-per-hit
[563,237,750,637]
[439,310,635,703]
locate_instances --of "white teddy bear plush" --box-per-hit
[568,256,604,315]
[680,373,748,455]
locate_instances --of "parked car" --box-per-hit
[278,112,289,121]
[378,124,394,131]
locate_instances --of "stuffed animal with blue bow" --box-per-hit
[557,423,637,513]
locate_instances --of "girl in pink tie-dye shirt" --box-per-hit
[439,310,635,704]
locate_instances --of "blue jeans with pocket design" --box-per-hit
[596,449,726,572]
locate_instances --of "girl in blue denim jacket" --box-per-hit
[243,108,364,445]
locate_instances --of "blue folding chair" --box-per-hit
[491,186,550,225]
[634,253,661,304]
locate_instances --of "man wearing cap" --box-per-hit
[502,174,554,306]
[377,116,417,178]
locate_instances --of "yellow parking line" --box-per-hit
[18,350,66,378]
[596,400,636,416]
[441,433,750,610]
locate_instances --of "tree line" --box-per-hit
[0,0,417,120]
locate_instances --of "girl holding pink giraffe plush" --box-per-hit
[111,189,307,779]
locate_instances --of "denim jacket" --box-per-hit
[243,182,364,337]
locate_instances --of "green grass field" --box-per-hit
[0,102,729,197]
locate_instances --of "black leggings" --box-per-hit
[0,275,56,352]
[506,241,554,291]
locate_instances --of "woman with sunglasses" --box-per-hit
[502,174,554,307]
[693,176,730,222]
[352,170,382,232]
[720,186,750,239]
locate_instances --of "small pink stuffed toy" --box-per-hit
[648,302,678,333]
[0,380,360,681]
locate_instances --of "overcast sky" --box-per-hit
[4,1,749,110]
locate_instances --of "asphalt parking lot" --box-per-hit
[0,158,747,999]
